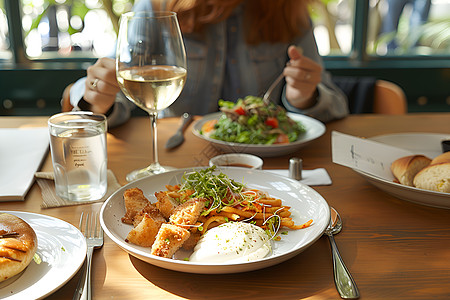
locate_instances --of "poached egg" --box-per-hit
[189,222,271,263]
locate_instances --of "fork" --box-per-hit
[262,61,293,105]
[262,46,303,105]
[73,212,104,300]
[262,71,285,105]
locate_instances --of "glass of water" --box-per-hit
[48,111,107,202]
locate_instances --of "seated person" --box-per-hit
[65,0,348,127]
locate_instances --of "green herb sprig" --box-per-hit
[179,166,248,215]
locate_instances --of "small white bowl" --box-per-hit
[209,153,263,170]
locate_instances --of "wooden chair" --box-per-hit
[373,80,407,114]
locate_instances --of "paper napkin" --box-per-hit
[265,168,332,186]
[0,128,49,201]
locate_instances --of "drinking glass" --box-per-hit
[116,11,187,182]
[48,112,108,201]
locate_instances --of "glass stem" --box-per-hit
[149,111,161,168]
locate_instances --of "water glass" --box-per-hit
[48,111,107,201]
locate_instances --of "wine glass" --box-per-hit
[116,11,187,182]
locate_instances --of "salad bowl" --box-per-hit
[192,112,326,157]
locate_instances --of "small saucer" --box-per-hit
[209,153,263,169]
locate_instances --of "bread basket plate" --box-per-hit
[192,112,326,157]
[0,211,87,300]
[100,167,330,274]
[354,133,450,209]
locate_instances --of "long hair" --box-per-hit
[154,0,312,44]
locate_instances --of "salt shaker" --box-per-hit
[289,157,303,180]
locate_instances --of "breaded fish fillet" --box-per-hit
[155,191,179,219]
[122,188,150,224]
[126,213,166,247]
[151,224,190,258]
[169,198,207,227]
[133,203,166,227]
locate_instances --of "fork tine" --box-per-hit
[85,212,91,237]
[79,212,84,230]
[94,213,98,237]
[78,212,104,240]
[89,213,94,238]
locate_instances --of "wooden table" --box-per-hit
[2,113,450,300]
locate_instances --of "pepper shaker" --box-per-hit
[289,157,303,180]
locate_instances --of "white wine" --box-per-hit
[118,65,187,112]
[115,11,187,180]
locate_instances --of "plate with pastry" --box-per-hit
[0,211,86,300]
[354,133,450,209]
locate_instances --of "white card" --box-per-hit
[331,131,413,180]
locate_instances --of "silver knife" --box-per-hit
[165,113,194,149]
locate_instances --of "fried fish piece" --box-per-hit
[151,224,190,258]
[122,188,150,225]
[169,198,207,227]
[132,203,166,227]
[126,213,166,247]
[155,191,179,219]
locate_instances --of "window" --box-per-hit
[1,0,449,115]
[312,0,450,59]
[368,0,449,57]
[0,1,12,60]
[311,0,449,112]
[310,0,355,56]
[8,0,134,61]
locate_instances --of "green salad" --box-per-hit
[201,96,306,145]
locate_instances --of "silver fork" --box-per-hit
[73,212,104,300]
[262,71,285,105]
[262,61,293,105]
[262,46,302,105]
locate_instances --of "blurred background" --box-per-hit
[0,0,449,115]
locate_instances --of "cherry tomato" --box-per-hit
[234,106,246,115]
[265,117,279,128]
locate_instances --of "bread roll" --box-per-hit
[431,152,450,165]
[390,155,432,186]
[413,162,450,193]
[0,213,38,282]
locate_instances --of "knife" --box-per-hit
[165,113,194,149]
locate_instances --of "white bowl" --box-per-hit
[209,153,263,169]
[193,112,326,157]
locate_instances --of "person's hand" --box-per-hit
[84,57,120,114]
[284,45,322,109]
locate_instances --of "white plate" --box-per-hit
[192,112,326,157]
[0,211,87,300]
[354,133,450,209]
[100,167,330,274]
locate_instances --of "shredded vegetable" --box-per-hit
[174,166,312,239]
[179,166,248,215]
